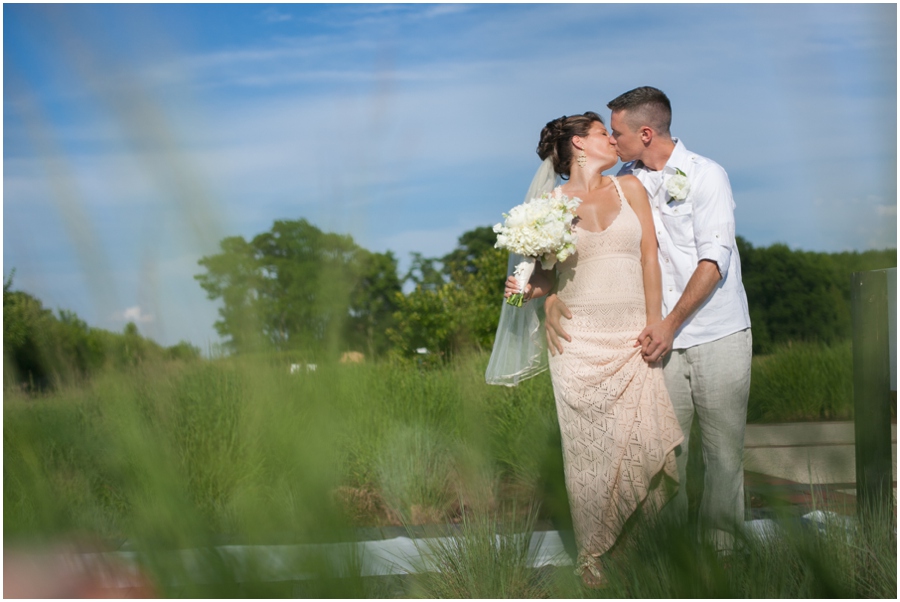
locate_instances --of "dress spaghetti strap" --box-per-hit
[609,175,627,204]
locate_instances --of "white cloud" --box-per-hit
[303,3,470,30]
[417,4,470,20]
[261,8,292,24]
[114,305,154,323]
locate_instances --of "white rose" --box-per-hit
[665,168,690,202]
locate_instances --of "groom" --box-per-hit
[544,87,752,553]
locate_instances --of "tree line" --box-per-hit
[3,271,200,390]
[738,238,896,353]
[4,218,896,389]
[192,219,507,365]
[194,218,896,360]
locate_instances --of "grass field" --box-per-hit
[748,339,856,422]
[4,340,896,597]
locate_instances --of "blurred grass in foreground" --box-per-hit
[3,354,557,558]
[5,342,894,597]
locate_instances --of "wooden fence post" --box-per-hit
[851,269,894,514]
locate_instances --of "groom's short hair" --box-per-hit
[607,87,672,136]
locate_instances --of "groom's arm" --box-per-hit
[636,162,733,362]
[636,260,720,362]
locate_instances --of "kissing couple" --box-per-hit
[488,86,752,588]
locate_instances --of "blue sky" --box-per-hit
[3,3,897,350]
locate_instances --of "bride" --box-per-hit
[501,112,684,587]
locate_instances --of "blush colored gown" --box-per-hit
[548,176,684,559]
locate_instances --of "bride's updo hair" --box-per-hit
[536,111,604,178]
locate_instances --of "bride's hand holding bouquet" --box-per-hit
[493,187,581,307]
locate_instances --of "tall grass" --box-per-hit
[554,500,896,598]
[408,504,551,598]
[748,340,854,422]
[373,423,455,523]
[6,340,891,597]
[3,352,561,593]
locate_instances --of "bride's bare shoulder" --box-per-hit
[615,175,648,201]
[615,173,641,189]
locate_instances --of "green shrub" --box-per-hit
[374,423,455,522]
[748,340,853,422]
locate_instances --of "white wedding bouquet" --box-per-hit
[493,188,581,307]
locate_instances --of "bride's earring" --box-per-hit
[577,151,587,169]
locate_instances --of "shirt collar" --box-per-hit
[632,138,688,175]
[663,138,690,174]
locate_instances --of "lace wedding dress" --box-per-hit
[549,176,684,560]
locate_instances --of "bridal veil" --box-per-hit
[485,158,558,386]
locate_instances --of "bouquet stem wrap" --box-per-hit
[507,257,536,307]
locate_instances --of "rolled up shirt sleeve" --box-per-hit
[691,163,736,279]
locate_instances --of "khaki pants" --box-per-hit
[661,328,752,552]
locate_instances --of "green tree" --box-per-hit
[388,285,461,362]
[166,340,202,361]
[196,236,267,352]
[3,273,57,388]
[4,271,176,387]
[119,322,150,366]
[196,219,400,357]
[403,252,446,291]
[346,249,402,356]
[389,227,508,361]
[441,225,498,279]
[737,237,896,354]
[448,245,508,350]
[252,220,359,352]
[55,309,106,375]
[740,239,842,352]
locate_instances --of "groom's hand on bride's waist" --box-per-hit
[544,294,572,356]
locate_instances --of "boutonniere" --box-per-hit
[665,168,690,205]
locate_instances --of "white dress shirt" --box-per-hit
[618,139,751,349]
